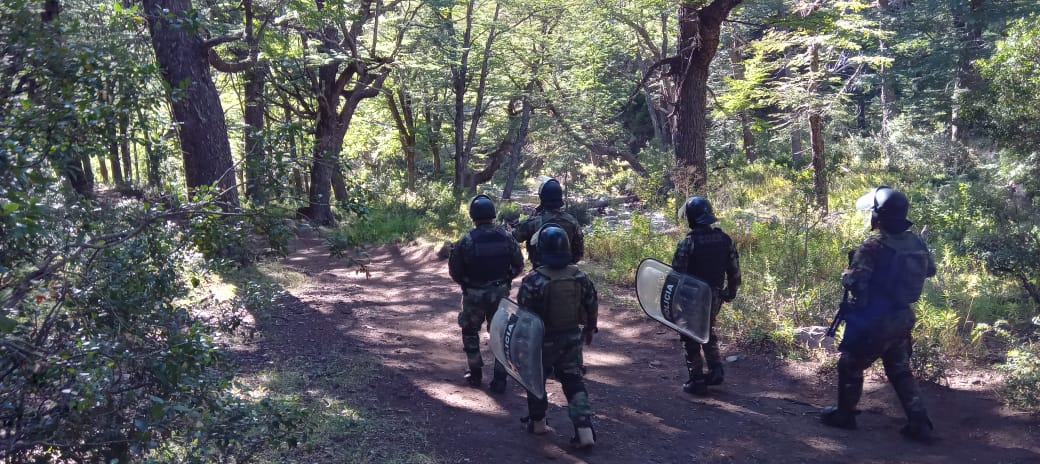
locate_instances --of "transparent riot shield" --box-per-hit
[490,298,546,399]
[635,258,713,343]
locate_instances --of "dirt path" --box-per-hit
[258,235,1039,463]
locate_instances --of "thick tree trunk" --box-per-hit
[671,0,742,193]
[79,151,94,191]
[502,94,533,200]
[97,150,110,184]
[244,62,268,204]
[306,115,348,225]
[143,0,239,206]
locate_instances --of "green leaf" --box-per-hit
[2,202,18,213]
[0,315,17,333]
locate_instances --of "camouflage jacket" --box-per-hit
[841,230,936,309]
[517,266,598,334]
[671,225,741,294]
[512,209,585,265]
[448,223,524,289]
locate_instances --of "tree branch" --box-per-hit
[207,48,255,73]
[201,33,244,49]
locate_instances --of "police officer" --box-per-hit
[517,224,599,448]
[448,194,524,392]
[671,196,741,396]
[513,178,584,269]
[821,186,936,442]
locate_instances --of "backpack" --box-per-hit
[879,235,931,305]
[535,265,584,331]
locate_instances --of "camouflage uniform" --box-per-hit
[449,223,524,384]
[671,224,741,387]
[512,209,584,269]
[517,265,598,428]
[834,230,936,428]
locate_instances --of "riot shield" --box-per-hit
[490,298,546,399]
[635,258,713,343]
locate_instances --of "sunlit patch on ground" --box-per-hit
[414,381,511,416]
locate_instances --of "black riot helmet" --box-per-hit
[856,185,912,233]
[538,178,564,210]
[469,194,496,221]
[534,223,571,268]
[682,196,717,228]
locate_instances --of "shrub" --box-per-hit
[1000,342,1040,411]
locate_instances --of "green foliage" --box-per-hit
[1001,341,1040,411]
[584,213,677,285]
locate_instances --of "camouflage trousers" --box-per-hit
[527,329,593,427]
[681,291,723,379]
[838,321,927,420]
[458,283,510,379]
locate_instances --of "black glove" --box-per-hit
[722,287,736,302]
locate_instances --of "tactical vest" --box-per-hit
[527,211,580,264]
[465,227,513,286]
[872,233,931,306]
[535,265,584,331]
[681,228,730,288]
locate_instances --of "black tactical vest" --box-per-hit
[681,228,731,288]
[465,227,513,285]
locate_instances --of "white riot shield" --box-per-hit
[635,258,713,343]
[490,298,546,399]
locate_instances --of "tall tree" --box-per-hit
[283,0,410,224]
[142,0,239,206]
[669,0,743,192]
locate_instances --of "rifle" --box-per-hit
[826,289,851,338]
[826,249,856,338]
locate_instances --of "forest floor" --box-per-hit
[231,233,1040,463]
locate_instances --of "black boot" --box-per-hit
[822,366,863,429]
[821,406,859,429]
[683,374,708,396]
[706,365,725,386]
[489,374,507,394]
[464,368,482,387]
[900,411,933,443]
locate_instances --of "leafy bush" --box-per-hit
[1000,342,1040,411]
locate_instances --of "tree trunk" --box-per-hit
[118,105,132,185]
[137,108,161,187]
[808,43,828,213]
[108,115,124,186]
[427,108,443,176]
[502,93,533,200]
[671,0,742,193]
[97,150,110,184]
[950,0,984,142]
[451,0,477,191]
[143,0,239,206]
[79,151,94,191]
[387,88,417,189]
[728,33,755,163]
[306,114,348,225]
[244,62,268,205]
[791,122,804,167]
